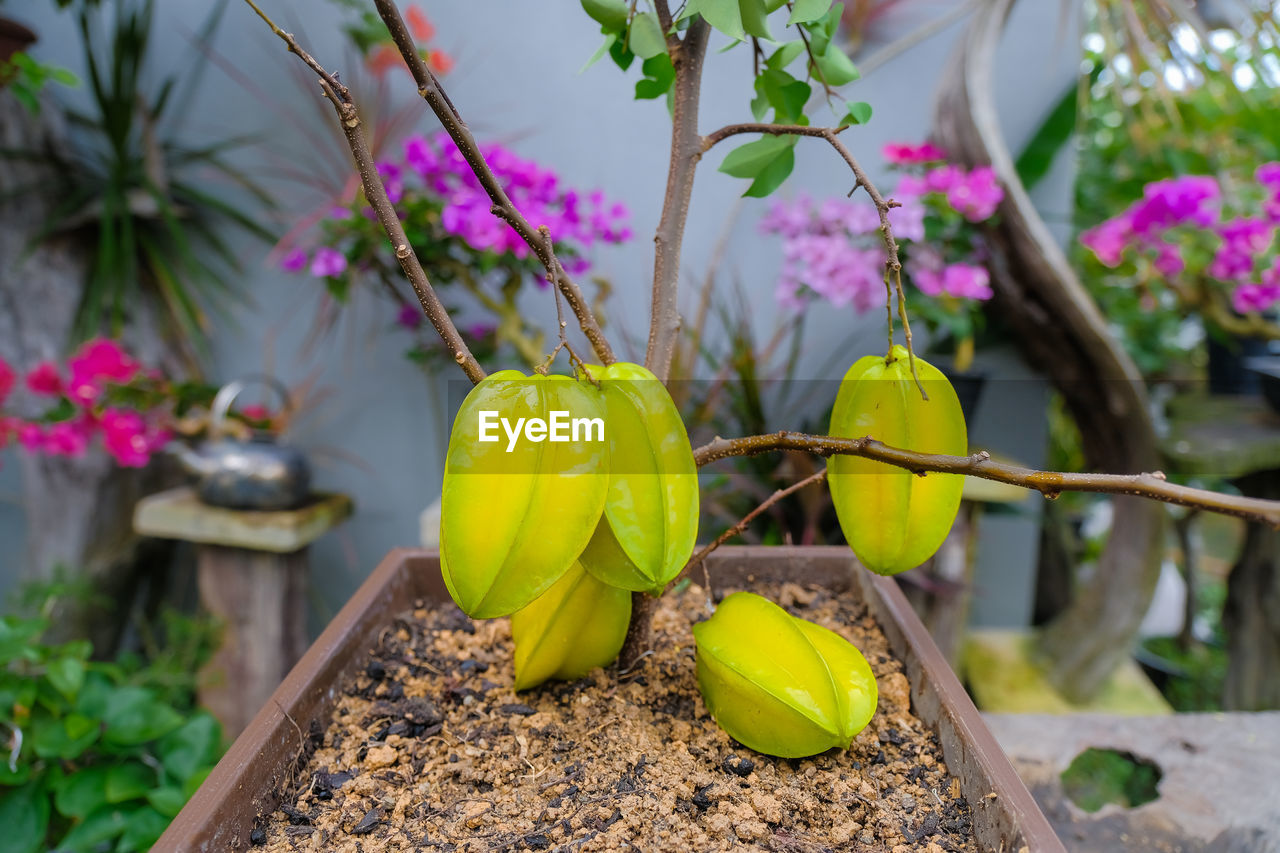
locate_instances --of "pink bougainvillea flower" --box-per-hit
[428,50,455,75]
[1232,282,1280,314]
[0,358,14,408]
[365,43,401,77]
[1129,175,1221,235]
[42,420,90,458]
[887,196,926,242]
[25,361,63,396]
[946,166,1003,222]
[279,248,309,272]
[882,142,947,165]
[1256,162,1280,190]
[406,5,435,42]
[397,303,424,329]
[310,247,348,278]
[100,408,153,468]
[941,263,993,300]
[17,422,44,453]
[1152,241,1186,278]
[1080,214,1134,267]
[924,164,964,195]
[1209,217,1274,281]
[69,339,140,384]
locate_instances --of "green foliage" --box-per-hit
[1060,747,1162,813]
[0,610,224,852]
[1073,30,1280,375]
[13,0,274,359]
[581,0,861,198]
[0,51,78,115]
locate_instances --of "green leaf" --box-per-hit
[102,687,184,746]
[766,40,805,70]
[580,33,617,73]
[157,713,222,784]
[580,0,629,31]
[718,134,795,178]
[843,100,873,125]
[117,806,170,853]
[0,785,49,853]
[47,657,86,703]
[789,0,833,24]
[57,804,131,853]
[739,0,772,40]
[145,786,187,818]
[106,762,155,804]
[628,12,667,60]
[686,0,744,41]
[32,712,100,759]
[813,46,860,86]
[744,144,795,197]
[55,766,111,819]
[635,53,675,100]
[1015,78,1079,190]
[758,69,811,123]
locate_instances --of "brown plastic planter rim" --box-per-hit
[157,546,1063,852]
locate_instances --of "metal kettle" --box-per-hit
[169,376,312,511]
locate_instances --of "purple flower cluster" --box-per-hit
[1081,167,1280,315]
[760,193,926,311]
[760,143,1002,314]
[401,132,631,277]
[280,132,632,286]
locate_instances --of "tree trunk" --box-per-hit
[0,90,178,651]
[931,0,1166,701]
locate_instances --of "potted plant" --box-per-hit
[150,1,1280,850]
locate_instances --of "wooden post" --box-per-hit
[134,487,353,736]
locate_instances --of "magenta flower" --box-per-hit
[1256,162,1280,190]
[924,164,964,195]
[1232,282,1280,315]
[100,408,153,468]
[941,263,993,300]
[25,361,63,396]
[309,247,348,278]
[1152,242,1185,278]
[882,142,947,165]
[69,339,139,384]
[1129,175,1220,235]
[0,358,14,408]
[43,420,90,458]
[946,167,1003,222]
[17,422,43,452]
[280,248,309,272]
[1080,215,1134,267]
[1209,218,1274,281]
[397,303,424,329]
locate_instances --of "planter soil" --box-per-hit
[157,547,1063,852]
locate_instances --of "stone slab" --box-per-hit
[984,712,1280,852]
[133,487,353,553]
[964,629,1172,715]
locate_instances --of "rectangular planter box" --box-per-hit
[157,546,1063,852]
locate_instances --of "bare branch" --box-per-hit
[244,0,485,383]
[692,431,1280,527]
[685,469,829,586]
[372,0,617,366]
[647,17,711,382]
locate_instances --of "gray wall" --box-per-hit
[2,1,1078,629]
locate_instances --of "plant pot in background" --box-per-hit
[155,546,1064,852]
[1244,357,1280,414]
[940,364,988,423]
[0,17,36,84]
[1207,334,1271,396]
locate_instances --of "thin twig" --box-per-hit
[371,0,616,366]
[700,123,926,396]
[535,226,596,383]
[243,0,485,383]
[683,469,829,606]
[691,432,1280,527]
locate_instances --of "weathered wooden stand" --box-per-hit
[133,487,353,735]
[1163,394,1280,710]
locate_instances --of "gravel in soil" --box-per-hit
[254,581,978,852]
